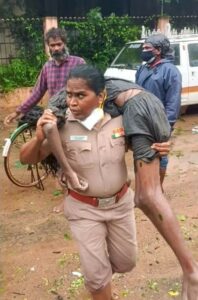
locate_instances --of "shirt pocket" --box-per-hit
[110,137,126,162]
[65,142,94,168]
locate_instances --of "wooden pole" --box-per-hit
[157,16,170,36]
[43,17,58,57]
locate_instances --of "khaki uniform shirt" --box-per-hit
[59,113,127,197]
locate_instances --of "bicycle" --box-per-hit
[2,107,49,190]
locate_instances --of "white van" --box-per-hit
[105,36,198,107]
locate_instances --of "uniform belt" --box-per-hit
[68,183,128,208]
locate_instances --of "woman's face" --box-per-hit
[66,78,103,120]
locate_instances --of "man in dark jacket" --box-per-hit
[136,33,182,184]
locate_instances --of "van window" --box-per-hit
[111,42,142,70]
[171,44,180,65]
[188,43,198,67]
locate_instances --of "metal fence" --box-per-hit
[0,16,152,65]
[1,15,198,65]
[0,20,18,64]
[0,18,44,65]
[0,17,86,65]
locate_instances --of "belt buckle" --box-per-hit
[97,196,116,208]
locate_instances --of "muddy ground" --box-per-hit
[1,105,198,300]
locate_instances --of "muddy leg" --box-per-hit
[183,267,198,300]
[134,159,198,300]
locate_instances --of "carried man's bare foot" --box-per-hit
[67,172,88,192]
[53,173,88,214]
[181,276,188,300]
[182,263,198,300]
[52,177,88,213]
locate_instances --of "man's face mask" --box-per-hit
[141,50,156,63]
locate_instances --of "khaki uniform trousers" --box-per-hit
[64,188,137,292]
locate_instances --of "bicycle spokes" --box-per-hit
[3,123,48,189]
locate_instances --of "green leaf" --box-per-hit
[52,190,62,196]
[64,233,71,240]
[14,160,26,169]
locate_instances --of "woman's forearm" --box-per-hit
[20,136,49,164]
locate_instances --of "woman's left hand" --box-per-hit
[151,141,171,156]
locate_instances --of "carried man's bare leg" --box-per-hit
[134,158,198,300]
[43,122,88,195]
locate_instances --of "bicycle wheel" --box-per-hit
[3,123,49,189]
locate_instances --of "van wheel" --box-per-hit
[180,105,188,115]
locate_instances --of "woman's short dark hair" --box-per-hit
[68,65,105,95]
[45,27,67,44]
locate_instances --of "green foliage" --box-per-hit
[9,18,44,61]
[0,18,46,92]
[60,7,141,71]
[0,8,141,92]
[0,58,40,92]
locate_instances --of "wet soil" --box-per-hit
[1,105,198,300]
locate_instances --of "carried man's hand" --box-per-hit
[151,141,171,156]
[36,109,57,142]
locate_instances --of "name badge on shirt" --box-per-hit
[70,135,88,141]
